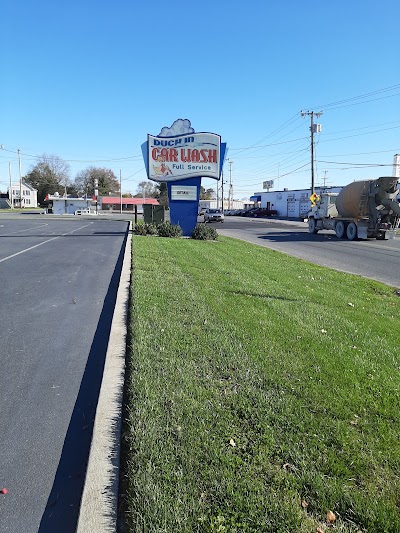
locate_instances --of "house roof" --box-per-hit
[22,182,38,191]
[9,182,38,192]
[101,197,159,205]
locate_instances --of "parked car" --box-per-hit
[204,208,224,223]
[241,208,258,217]
[252,208,278,217]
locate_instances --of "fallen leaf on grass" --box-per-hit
[229,438,236,447]
[282,463,297,472]
[350,414,359,426]
[327,510,336,523]
[301,499,308,509]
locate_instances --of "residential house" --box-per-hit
[7,182,38,208]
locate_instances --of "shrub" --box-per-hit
[132,223,158,236]
[191,224,218,240]
[156,221,182,238]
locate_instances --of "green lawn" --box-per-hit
[122,235,400,532]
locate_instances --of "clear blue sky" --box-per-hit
[1,0,399,199]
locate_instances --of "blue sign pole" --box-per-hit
[167,177,201,236]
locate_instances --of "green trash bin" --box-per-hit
[143,204,153,223]
[143,204,165,224]
[152,205,165,223]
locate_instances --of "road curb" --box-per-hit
[76,222,132,532]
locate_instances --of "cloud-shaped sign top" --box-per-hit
[158,119,195,138]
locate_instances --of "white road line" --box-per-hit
[0,223,49,235]
[0,222,94,263]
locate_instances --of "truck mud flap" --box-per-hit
[357,226,368,239]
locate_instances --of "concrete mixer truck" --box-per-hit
[307,177,400,240]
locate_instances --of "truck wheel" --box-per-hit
[335,221,346,239]
[346,222,358,241]
[376,231,386,240]
[308,218,319,234]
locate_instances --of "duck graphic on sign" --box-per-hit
[153,154,173,178]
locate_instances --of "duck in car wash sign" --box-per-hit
[142,119,227,236]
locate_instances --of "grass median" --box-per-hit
[123,235,400,532]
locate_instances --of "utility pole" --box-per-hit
[9,162,13,208]
[120,170,122,214]
[301,111,322,194]
[221,170,224,213]
[228,159,233,210]
[393,154,400,178]
[322,170,328,188]
[18,148,22,208]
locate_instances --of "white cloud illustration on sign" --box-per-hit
[158,119,195,138]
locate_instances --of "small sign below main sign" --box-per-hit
[170,185,198,201]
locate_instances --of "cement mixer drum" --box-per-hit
[336,180,372,218]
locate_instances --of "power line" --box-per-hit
[317,160,392,167]
[230,113,301,155]
[240,151,310,179]
[0,146,143,163]
[313,83,400,110]
[322,119,400,136]
[318,124,400,143]
[319,148,400,157]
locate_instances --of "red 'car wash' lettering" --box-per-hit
[151,147,217,164]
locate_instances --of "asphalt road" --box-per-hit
[218,217,400,289]
[0,216,129,533]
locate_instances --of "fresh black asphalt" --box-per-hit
[0,217,129,533]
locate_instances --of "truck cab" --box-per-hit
[308,193,338,220]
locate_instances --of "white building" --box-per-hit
[251,186,344,219]
[198,199,253,211]
[7,182,38,208]
[47,194,94,215]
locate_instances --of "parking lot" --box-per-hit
[0,217,128,533]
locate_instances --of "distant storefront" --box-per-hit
[251,187,344,218]
[100,197,159,212]
[47,194,93,215]
[198,199,252,211]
